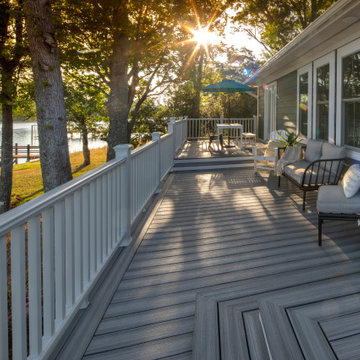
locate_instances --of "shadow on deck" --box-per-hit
[56,169,360,360]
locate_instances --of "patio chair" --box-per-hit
[208,123,224,151]
[317,164,360,246]
[252,130,287,174]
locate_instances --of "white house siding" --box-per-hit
[276,72,297,133]
[250,0,360,159]
[258,87,265,140]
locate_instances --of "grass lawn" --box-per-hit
[11,147,107,208]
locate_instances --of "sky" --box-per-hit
[222,9,264,59]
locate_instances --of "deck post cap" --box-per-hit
[114,144,132,159]
[152,132,161,141]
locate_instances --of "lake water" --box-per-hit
[1,121,107,163]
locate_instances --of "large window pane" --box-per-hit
[299,73,308,137]
[343,51,360,149]
[316,64,329,140]
[344,101,360,147]
[317,103,329,140]
[317,64,329,102]
[343,52,360,99]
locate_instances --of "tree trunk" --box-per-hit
[106,2,130,161]
[81,125,90,166]
[0,103,13,212]
[24,0,72,192]
[191,49,204,118]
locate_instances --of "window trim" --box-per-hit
[312,52,336,144]
[336,38,360,161]
[297,63,312,140]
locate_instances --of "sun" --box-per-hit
[191,27,219,47]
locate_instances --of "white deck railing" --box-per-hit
[0,118,186,360]
[187,117,255,140]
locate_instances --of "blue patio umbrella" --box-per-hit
[199,79,255,94]
[199,79,257,147]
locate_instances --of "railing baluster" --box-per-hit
[102,174,108,257]
[96,178,102,268]
[43,207,55,340]
[73,190,83,298]
[106,173,112,250]
[89,181,96,277]
[55,201,66,324]
[28,216,42,357]
[82,186,90,287]
[0,236,8,360]
[65,195,75,308]
[11,225,27,360]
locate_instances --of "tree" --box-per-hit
[60,0,183,160]
[231,0,337,56]
[24,0,72,192]
[64,75,108,166]
[0,0,26,212]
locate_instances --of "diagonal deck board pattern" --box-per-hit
[83,169,360,359]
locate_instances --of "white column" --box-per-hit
[114,144,132,247]
[168,117,176,160]
[152,132,161,193]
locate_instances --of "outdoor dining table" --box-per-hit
[216,123,243,148]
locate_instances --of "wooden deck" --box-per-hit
[176,140,255,159]
[79,169,360,359]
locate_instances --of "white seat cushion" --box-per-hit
[284,160,334,185]
[317,185,360,214]
[342,164,360,198]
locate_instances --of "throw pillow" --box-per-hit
[342,164,360,198]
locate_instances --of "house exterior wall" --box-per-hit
[276,71,297,133]
[258,87,265,140]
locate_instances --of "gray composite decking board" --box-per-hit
[136,224,355,257]
[118,242,360,291]
[125,231,359,279]
[321,311,360,341]
[286,293,360,360]
[244,310,270,360]
[257,275,360,360]
[112,250,360,304]
[83,170,360,359]
[132,225,356,264]
[331,333,360,360]
[84,333,193,360]
[98,302,196,334]
[86,317,194,355]
[103,255,360,321]
[191,261,360,360]
[138,220,349,253]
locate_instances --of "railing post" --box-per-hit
[114,144,132,247]
[168,117,176,160]
[27,144,30,162]
[152,132,161,193]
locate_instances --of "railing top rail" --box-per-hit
[186,117,254,120]
[131,139,157,158]
[0,157,126,238]
[160,133,171,140]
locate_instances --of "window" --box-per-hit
[297,64,312,139]
[342,51,360,148]
[316,64,330,140]
[299,73,309,137]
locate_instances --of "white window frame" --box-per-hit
[264,81,277,139]
[312,52,336,144]
[297,63,312,140]
[336,38,360,160]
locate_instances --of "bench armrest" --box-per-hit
[301,158,346,187]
